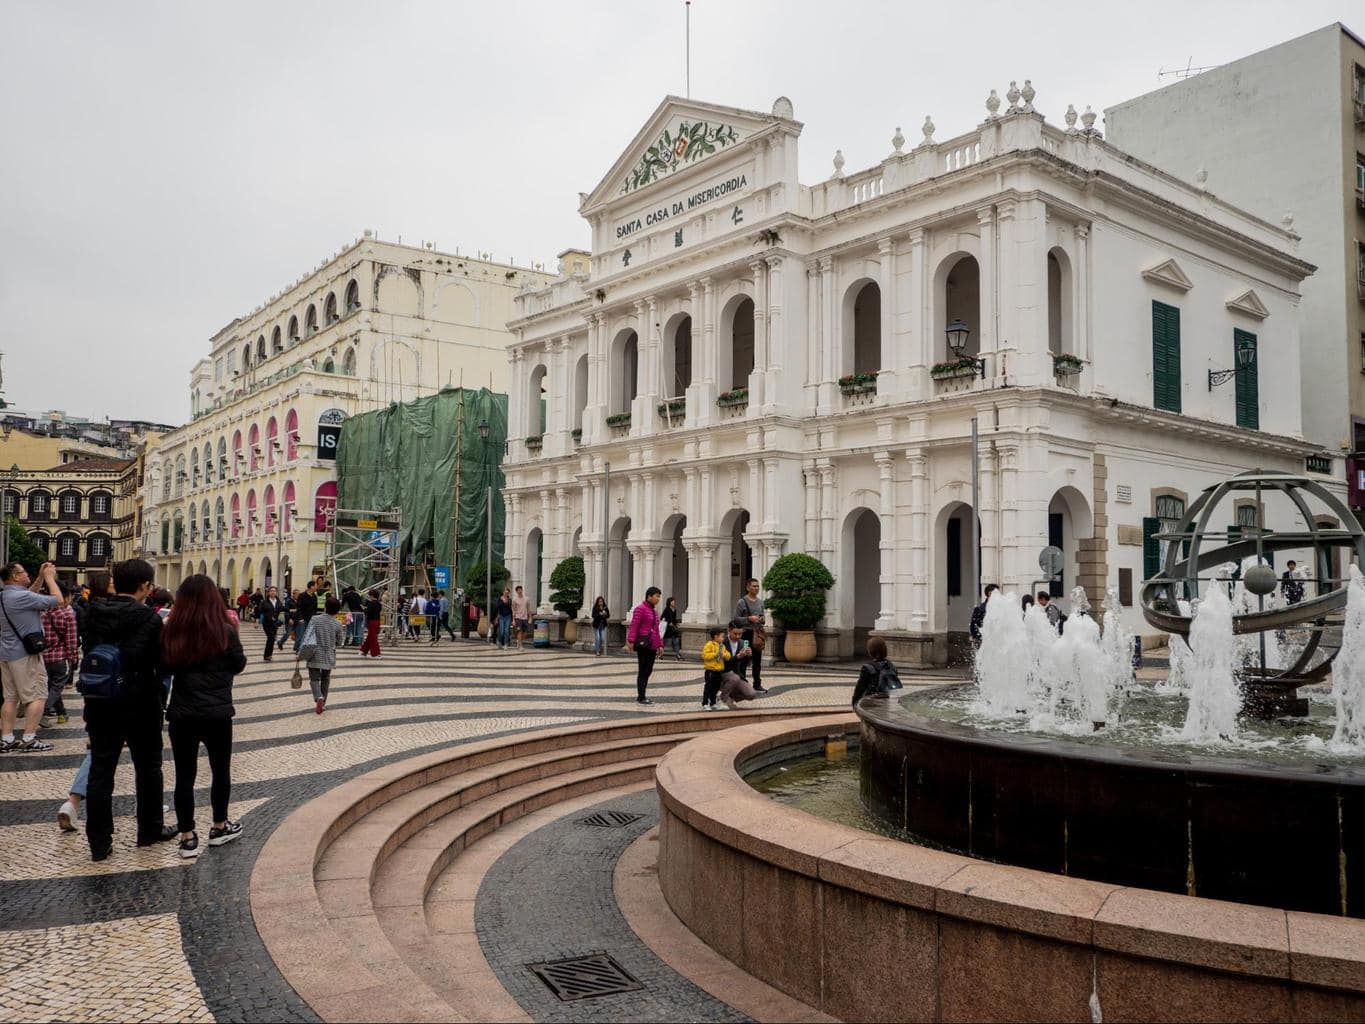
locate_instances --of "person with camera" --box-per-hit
[0,560,63,752]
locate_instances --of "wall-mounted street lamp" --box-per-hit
[1208,333,1258,390]
[946,319,985,377]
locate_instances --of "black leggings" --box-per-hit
[169,717,232,834]
[636,646,656,700]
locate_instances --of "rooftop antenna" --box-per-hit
[1157,56,1219,80]
[685,1,691,97]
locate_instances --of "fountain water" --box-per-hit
[1332,565,1365,748]
[973,590,1029,715]
[1180,583,1240,744]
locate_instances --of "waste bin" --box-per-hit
[533,618,550,647]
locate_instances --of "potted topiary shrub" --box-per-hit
[466,560,510,637]
[761,552,835,664]
[548,555,585,643]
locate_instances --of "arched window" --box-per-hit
[201,500,210,538]
[30,490,51,516]
[30,532,49,558]
[282,480,296,532]
[285,409,299,460]
[256,335,267,362]
[174,456,186,497]
[56,532,81,564]
[344,279,361,314]
[341,347,356,376]
[313,481,337,532]
[214,497,225,539]
[610,329,638,415]
[288,316,300,345]
[321,357,335,374]
[938,254,982,362]
[172,512,184,553]
[248,423,261,471]
[203,442,214,484]
[232,430,243,477]
[89,491,112,519]
[188,503,198,542]
[845,280,881,375]
[245,489,258,538]
[1,489,15,516]
[573,354,589,432]
[325,293,339,324]
[59,489,82,520]
[719,297,754,391]
[271,326,283,354]
[1047,248,1074,357]
[242,344,252,370]
[528,364,548,436]
[191,449,200,488]
[263,484,276,534]
[160,514,170,554]
[161,468,172,502]
[265,416,279,467]
[666,317,692,397]
[305,305,318,337]
[217,437,228,478]
[87,534,110,563]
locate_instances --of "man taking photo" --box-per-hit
[1,560,62,752]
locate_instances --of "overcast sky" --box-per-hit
[1,0,1356,425]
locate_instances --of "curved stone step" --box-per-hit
[253,709,837,1023]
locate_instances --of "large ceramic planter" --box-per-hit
[783,630,817,664]
[562,618,578,644]
[477,614,489,637]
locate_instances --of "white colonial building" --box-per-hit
[503,91,1326,662]
[144,235,553,593]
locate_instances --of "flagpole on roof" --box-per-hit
[685,1,691,97]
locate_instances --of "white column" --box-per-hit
[538,490,554,611]
[907,452,929,631]
[1076,223,1091,367]
[749,260,768,407]
[877,237,894,392]
[977,206,997,371]
[818,459,836,561]
[980,445,999,588]
[875,451,896,630]
[819,257,836,414]
[803,461,820,552]
[764,256,784,413]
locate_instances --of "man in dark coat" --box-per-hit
[258,586,284,662]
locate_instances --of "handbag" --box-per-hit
[290,664,303,689]
[741,598,766,651]
[296,619,319,663]
[1,590,46,655]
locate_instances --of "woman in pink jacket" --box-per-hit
[625,587,663,706]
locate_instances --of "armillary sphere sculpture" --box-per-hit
[1140,470,1365,717]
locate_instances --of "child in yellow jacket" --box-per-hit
[700,626,729,711]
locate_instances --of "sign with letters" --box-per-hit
[317,408,346,462]
[433,565,451,589]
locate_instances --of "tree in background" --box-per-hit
[5,517,46,575]
[548,556,585,619]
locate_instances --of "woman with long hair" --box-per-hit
[591,596,609,657]
[161,574,246,858]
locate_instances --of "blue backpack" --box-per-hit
[77,643,125,699]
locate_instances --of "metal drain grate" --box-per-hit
[578,810,644,829]
[526,953,643,1001]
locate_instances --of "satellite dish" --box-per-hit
[1039,545,1064,577]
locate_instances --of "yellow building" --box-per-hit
[145,235,553,593]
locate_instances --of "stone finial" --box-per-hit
[986,89,1001,118]
[1064,104,1078,132]
[772,95,794,119]
[832,149,845,178]
[1021,79,1036,114]
[1194,167,1208,191]
[1080,105,1097,131]
[921,115,935,143]
[1006,80,1021,111]
[1282,211,1295,231]
[891,125,905,154]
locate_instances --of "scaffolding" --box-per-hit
[328,507,403,642]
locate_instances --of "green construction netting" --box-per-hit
[335,387,506,588]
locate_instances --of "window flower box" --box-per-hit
[717,388,749,409]
[1053,353,1084,376]
[525,435,543,452]
[838,372,878,395]
[605,413,631,436]
[657,398,686,420]
[930,358,981,381]
[571,428,582,445]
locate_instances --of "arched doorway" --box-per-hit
[525,527,543,606]
[280,555,292,594]
[527,365,548,437]
[719,297,755,391]
[937,502,979,633]
[662,514,689,613]
[1047,486,1093,598]
[573,355,589,433]
[1048,248,1074,356]
[225,558,236,595]
[610,330,639,415]
[841,508,882,636]
[608,517,633,612]
[261,556,273,591]
[663,315,693,398]
[720,509,753,618]
[242,558,254,594]
[211,559,221,585]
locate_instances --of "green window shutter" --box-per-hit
[1143,517,1161,579]
[1234,330,1258,429]
[1152,301,1182,413]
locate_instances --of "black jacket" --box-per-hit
[852,658,901,708]
[364,597,382,622]
[591,604,610,628]
[167,630,246,721]
[297,591,318,623]
[81,596,164,707]
[343,590,363,612]
[258,598,283,628]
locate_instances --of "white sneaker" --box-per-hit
[57,801,77,832]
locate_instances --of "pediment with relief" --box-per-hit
[1225,288,1269,320]
[580,96,798,215]
[1141,258,1193,292]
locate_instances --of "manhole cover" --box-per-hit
[579,810,644,829]
[526,953,643,1001]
